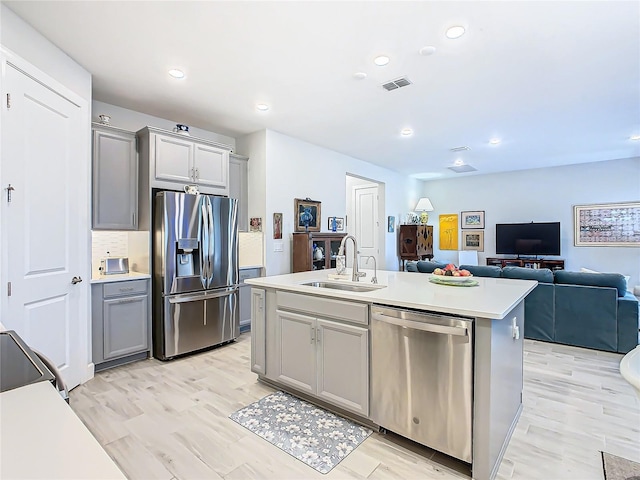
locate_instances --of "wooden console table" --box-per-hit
[399,224,433,270]
[486,257,564,271]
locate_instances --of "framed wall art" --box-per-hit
[462,230,484,251]
[327,216,345,232]
[249,217,262,232]
[461,210,485,229]
[439,214,459,250]
[273,212,282,239]
[294,198,321,232]
[574,202,640,246]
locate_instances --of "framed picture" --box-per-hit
[335,217,344,231]
[462,230,484,251]
[387,216,395,233]
[249,217,262,232]
[273,212,282,239]
[574,202,640,246]
[461,210,485,229]
[439,214,459,250]
[294,198,321,232]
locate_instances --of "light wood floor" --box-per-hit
[70,334,640,480]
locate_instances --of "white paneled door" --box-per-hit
[354,184,379,270]
[1,57,89,389]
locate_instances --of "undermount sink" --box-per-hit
[301,281,385,292]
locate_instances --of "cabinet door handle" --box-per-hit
[316,327,321,344]
[119,287,135,292]
[191,167,195,181]
[195,168,199,180]
[115,298,141,304]
[310,325,315,344]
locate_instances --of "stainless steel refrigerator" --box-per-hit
[152,191,239,360]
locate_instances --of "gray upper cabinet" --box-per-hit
[92,123,138,230]
[137,126,231,197]
[229,153,248,231]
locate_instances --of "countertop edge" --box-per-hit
[90,272,151,284]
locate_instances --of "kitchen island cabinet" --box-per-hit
[247,269,536,480]
[273,291,369,416]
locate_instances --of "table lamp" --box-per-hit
[414,197,434,224]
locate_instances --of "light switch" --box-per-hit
[273,242,283,252]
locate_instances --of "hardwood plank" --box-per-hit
[69,334,640,480]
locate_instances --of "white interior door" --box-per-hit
[1,59,88,389]
[354,184,379,270]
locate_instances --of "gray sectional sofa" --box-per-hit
[408,260,639,354]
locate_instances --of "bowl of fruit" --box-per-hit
[432,264,473,282]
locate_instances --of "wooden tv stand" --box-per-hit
[486,257,564,271]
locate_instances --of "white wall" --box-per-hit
[92,100,235,147]
[422,157,640,288]
[239,129,422,276]
[1,5,92,101]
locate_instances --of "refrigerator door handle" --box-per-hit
[207,196,215,287]
[200,198,210,288]
[168,287,238,304]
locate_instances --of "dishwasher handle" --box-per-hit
[372,310,469,337]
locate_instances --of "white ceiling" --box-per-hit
[4,1,640,179]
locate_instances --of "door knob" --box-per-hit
[71,276,83,285]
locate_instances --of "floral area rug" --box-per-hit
[229,391,372,474]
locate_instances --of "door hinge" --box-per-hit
[7,282,11,297]
[6,93,11,109]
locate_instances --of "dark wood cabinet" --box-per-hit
[486,257,564,270]
[292,232,347,272]
[398,225,433,270]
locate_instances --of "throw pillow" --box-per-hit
[581,267,632,293]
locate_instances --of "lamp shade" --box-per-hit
[414,197,434,212]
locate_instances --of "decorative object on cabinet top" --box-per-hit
[98,114,111,125]
[135,126,233,151]
[173,124,190,136]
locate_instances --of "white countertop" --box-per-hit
[0,381,126,479]
[245,269,537,319]
[90,271,151,284]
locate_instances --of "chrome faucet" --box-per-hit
[338,235,366,282]
[364,256,378,284]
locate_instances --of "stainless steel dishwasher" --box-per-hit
[371,304,473,463]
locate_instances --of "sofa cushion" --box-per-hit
[405,261,419,272]
[554,283,618,352]
[502,266,554,283]
[459,265,502,278]
[581,267,632,293]
[416,261,447,273]
[554,270,628,297]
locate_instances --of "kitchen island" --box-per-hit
[246,268,536,480]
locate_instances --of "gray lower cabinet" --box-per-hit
[239,268,262,332]
[91,279,150,371]
[273,299,369,416]
[92,123,138,230]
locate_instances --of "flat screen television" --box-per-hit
[495,222,561,256]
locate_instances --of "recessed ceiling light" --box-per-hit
[630,134,640,141]
[256,103,270,112]
[446,26,466,39]
[168,69,185,79]
[489,138,501,145]
[454,159,465,166]
[374,55,390,66]
[419,46,436,56]
[353,72,367,80]
[401,128,413,137]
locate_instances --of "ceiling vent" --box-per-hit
[448,164,477,173]
[382,77,412,91]
[450,146,471,152]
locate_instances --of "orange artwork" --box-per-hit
[439,214,459,250]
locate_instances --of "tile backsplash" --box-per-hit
[91,231,129,276]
